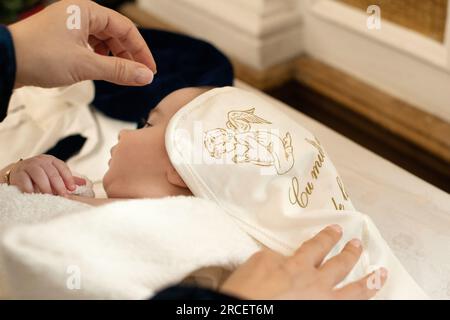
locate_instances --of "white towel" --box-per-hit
[0,184,259,299]
[165,87,429,299]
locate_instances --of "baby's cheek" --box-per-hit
[102,166,116,191]
[102,169,130,198]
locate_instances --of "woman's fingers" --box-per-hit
[319,239,363,286]
[293,225,343,267]
[103,37,134,61]
[51,158,76,191]
[24,166,53,194]
[88,2,156,72]
[334,268,388,300]
[85,50,154,86]
[88,36,110,56]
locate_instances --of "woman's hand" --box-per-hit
[221,225,388,300]
[1,154,85,196]
[8,0,156,88]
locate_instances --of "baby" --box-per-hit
[0,87,211,206]
[0,86,428,299]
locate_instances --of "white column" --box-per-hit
[136,0,304,70]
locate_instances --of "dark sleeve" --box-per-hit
[0,25,16,122]
[151,285,239,300]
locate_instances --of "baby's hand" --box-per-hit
[6,155,85,196]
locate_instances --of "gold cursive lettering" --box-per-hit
[336,176,349,200]
[289,177,309,208]
[332,197,345,211]
[289,137,332,209]
[306,137,326,180]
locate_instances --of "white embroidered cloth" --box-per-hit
[166,87,429,299]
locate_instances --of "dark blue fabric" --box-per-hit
[92,28,234,123]
[0,25,16,122]
[152,285,238,300]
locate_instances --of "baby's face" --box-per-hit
[103,87,209,199]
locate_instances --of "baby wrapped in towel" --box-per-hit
[164,87,428,299]
[0,86,428,299]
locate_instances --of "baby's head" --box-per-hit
[103,87,211,199]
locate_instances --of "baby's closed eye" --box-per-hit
[137,118,153,129]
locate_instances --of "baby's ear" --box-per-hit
[166,165,188,188]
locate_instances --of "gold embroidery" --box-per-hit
[289,137,331,209]
[204,108,295,175]
[332,197,345,211]
[305,181,314,195]
[289,177,314,208]
[336,176,349,200]
[305,137,325,156]
[305,137,326,180]
[226,109,271,131]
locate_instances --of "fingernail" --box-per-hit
[135,68,154,85]
[328,224,342,234]
[379,267,388,278]
[349,238,362,248]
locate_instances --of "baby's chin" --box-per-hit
[102,169,116,198]
[102,171,139,199]
[102,180,124,199]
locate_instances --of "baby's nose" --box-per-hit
[118,129,130,140]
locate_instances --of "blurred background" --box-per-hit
[1,0,449,192]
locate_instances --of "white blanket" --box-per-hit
[0,184,259,299]
[0,83,440,300]
[0,182,429,300]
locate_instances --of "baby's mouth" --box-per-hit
[110,145,117,157]
[109,145,117,166]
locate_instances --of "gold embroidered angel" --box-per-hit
[204,108,295,175]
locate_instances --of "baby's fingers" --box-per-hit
[51,158,76,191]
[10,171,34,194]
[24,166,53,194]
[74,176,86,186]
[41,163,69,196]
[33,183,41,194]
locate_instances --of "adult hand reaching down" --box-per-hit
[8,0,156,88]
[220,225,388,300]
